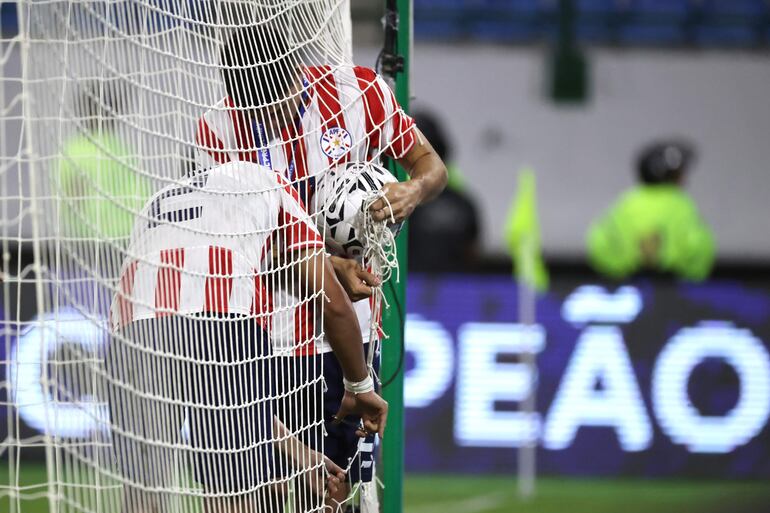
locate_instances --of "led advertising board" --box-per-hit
[404,275,770,477]
[3,274,770,477]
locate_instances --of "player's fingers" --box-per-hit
[348,276,373,300]
[325,457,346,478]
[362,417,379,437]
[333,405,350,425]
[372,205,393,222]
[356,268,380,287]
[388,200,412,223]
[350,283,373,301]
[368,197,385,212]
[328,477,339,495]
[378,406,388,439]
[384,197,410,219]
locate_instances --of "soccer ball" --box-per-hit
[311,161,403,259]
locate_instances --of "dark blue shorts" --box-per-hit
[107,316,274,495]
[274,344,379,484]
[322,346,379,483]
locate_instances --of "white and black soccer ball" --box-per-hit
[312,161,403,259]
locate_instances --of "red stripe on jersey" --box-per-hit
[155,248,185,318]
[388,100,417,158]
[117,261,139,328]
[252,272,272,331]
[353,66,416,159]
[205,246,234,314]
[311,66,350,166]
[313,67,345,128]
[252,233,275,328]
[353,66,386,156]
[279,208,323,251]
[274,173,307,210]
[225,96,259,162]
[196,118,229,164]
[304,65,331,88]
[369,291,385,340]
[293,301,316,356]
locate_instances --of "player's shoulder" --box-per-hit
[303,64,333,82]
[198,96,229,124]
[304,64,382,90]
[350,65,379,83]
[200,96,228,113]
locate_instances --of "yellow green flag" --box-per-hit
[504,168,549,292]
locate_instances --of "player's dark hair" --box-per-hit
[220,24,297,109]
[637,140,695,185]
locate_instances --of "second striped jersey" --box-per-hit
[110,161,325,336]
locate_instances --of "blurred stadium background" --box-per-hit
[3,1,770,512]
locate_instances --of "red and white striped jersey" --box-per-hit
[193,65,417,354]
[110,161,324,334]
[195,65,417,189]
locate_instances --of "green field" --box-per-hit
[3,463,770,513]
[404,474,770,513]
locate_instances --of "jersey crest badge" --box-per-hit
[320,126,352,160]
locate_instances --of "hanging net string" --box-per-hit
[360,190,399,372]
[329,186,400,513]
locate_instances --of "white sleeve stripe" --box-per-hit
[131,260,158,322]
[286,241,325,251]
[333,67,367,155]
[177,246,209,314]
[205,104,240,159]
[374,76,396,152]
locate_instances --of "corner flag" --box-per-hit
[504,168,549,292]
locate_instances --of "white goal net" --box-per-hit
[0,1,405,512]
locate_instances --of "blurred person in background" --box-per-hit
[56,81,152,314]
[587,139,715,282]
[57,81,150,245]
[408,109,480,273]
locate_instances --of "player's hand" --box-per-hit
[324,456,346,496]
[335,390,388,439]
[330,255,380,302]
[369,180,422,223]
[303,449,346,497]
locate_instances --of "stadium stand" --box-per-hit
[412,0,770,47]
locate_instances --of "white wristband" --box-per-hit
[343,375,374,395]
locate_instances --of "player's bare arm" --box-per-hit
[370,127,448,223]
[273,417,345,497]
[294,250,389,437]
[329,255,380,302]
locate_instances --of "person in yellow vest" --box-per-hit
[57,82,150,244]
[55,82,152,314]
[587,140,715,281]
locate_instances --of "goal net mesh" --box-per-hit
[0,1,408,512]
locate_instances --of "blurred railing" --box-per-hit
[4,1,769,47]
[414,0,770,47]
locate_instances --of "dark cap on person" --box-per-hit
[637,140,695,184]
